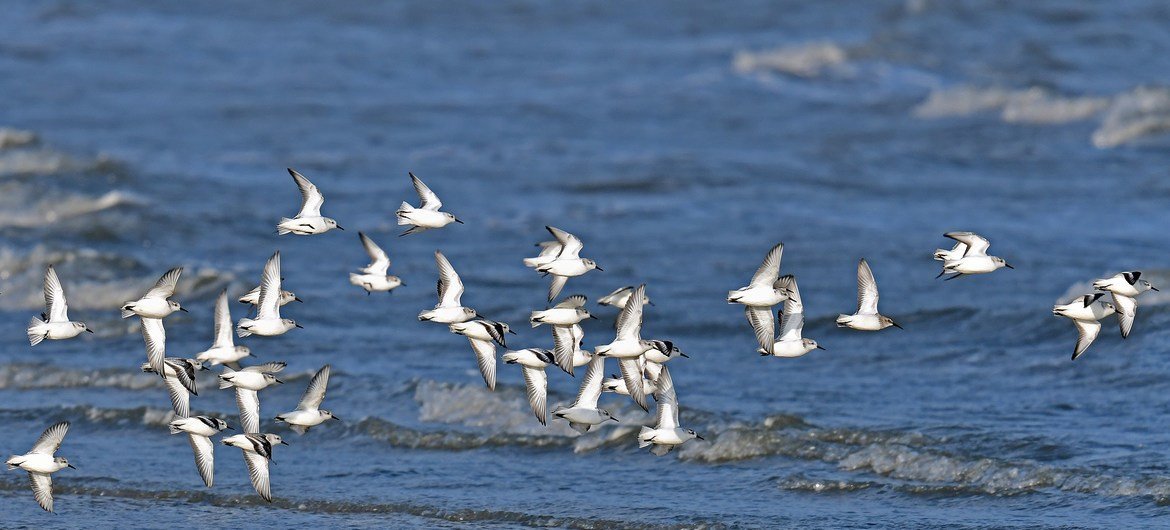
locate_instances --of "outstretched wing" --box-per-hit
[944,231,991,257]
[856,259,880,315]
[554,295,588,309]
[409,172,443,211]
[745,307,775,353]
[188,434,215,487]
[213,289,234,348]
[288,168,325,218]
[467,338,497,390]
[654,366,679,430]
[358,232,391,275]
[297,365,331,411]
[242,450,272,502]
[521,366,548,425]
[29,472,54,512]
[618,358,648,412]
[145,267,183,300]
[574,354,606,409]
[1071,319,1102,361]
[749,243,784,287]
[164,374,191,418]
[235,388,261,434]
[615,285,646,341]
[435,251,465,308]
[142,318,167,377]
[256,252,282,320]
[1111,293,1137,339]
[30,421,69,455]
[545,226,584,259]
[43,265,69,322]
[550,325,579,375]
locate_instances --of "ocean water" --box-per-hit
[3,0,1170,527]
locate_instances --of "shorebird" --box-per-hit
[6,421,74,512]
[449,319,514,390]
[534,226,602,302]
[27,265,91,346]
[350,232,403,294]
[236,252,301,337]
[1093,271,1158,338]
[638,367,703,456]
[168,416,230,487]
[195,290,252,369]
[396,172,461,236]
[418,250,478,323]
[121,267,186,319]
[935,232,1012,280]
[552,355,618,434]
[274,365,340,434]
[222,433,287,502]
[1054,293,1117,360]
[277,168,343,235]
[837,259,901,331]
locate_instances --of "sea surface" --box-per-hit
[3,1,1170,528]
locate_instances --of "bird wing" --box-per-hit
[575,354,606,408]
[188,434,215,487]
[554,295,587,309]
[1083,293,1104,307]
[545,225,583,259]
[435,251,465,307]
[618,357,648,411]
[43,265,69,322]
[778,310,805,343]
[551,325,578,375]
[547,275,569,303]
[29,472,54,512]
[777,275,803,313]
[654,366,679,430]
[297,365,330,411]
[288,168,324,218]
[358,232,390,275]
[142,318,167,377]
[1072,319,1102,361]
[745,306,775,353]
[164,374,191,418]
[1111,293,1137,339]
[520,366,548,425]
[244,362,287,374]
[235,388,261,434]
[749,243,784,287]
[467,338,497,390]
[1123,271,1141,285]
[535,240,561,257]
[144,267,183,300]
[242,449,272,502]
[615,284,646,341]
[256,252,282,320]
[30,421,69,455]
[213,289,234,348]
[945,232,991,257]
[409,172,443,211]
[856,259,880,315]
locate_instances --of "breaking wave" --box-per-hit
[732,42,849,78]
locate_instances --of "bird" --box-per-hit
[550,322,592,375]
[27,265,91,346]
[501,348,554,425]
[275,365,340,435]
[276,168,343,235]
[195,290,252,369]
[594,284,654,411]
[350,232,403,294]
[530,295,595,327]
[935,232,1012,280]
[598,286,652,310]
[602,363,659,399]
[237,252,301,337]
[121,267,186,319]
[141,357,207,418]
[418,250,478,323]
[1093,271,1158,338]
[449,319,514,390]
[837,259,902,331]
[642,339,688,364]
[168,416,230,487]
[727,243,788,354]
[933,240,966,262]
[219,362,286,433]
[6,421,74,512]
[638,367,703,456]
[221,433,287,502]
[1054,293,1117,360]
[238,286,300,307]
[552,355,618,434]
[396,172,461,236]
[753,275,824,357]
[140,317,168,379]
[523,240,562,269]
[534,226,602,302]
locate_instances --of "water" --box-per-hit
[2,0,1170,527]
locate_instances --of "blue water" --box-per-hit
[4,0,1170,527]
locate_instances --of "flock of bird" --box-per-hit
[5,170,1160,512]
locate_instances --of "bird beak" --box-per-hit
[274,378,284,385]
[588,314,599,320]
[679,352,690,358]
[294,296,304,303]
[226,425,235,430]
[595,265,604,271]
[892,322,904,330]
[695,435,705,441]
[816,345,827,350]
[454,218,465,224]
[608,416,619,422]
[294,323,304,329]
[67,464,76,469]
[280,440,289,445]
[647,301,655,306]
[86,328,94,333]
[180,307,189,313]
[1152,286,1160,292]
[508,329,517,335]
[337,226,346,231]
[1005,263,1015,269]
[333,416,343,423]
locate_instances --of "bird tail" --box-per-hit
[521,257,541,268]
[835,314,851,327]
[26,317,46,346]
[277,218,294,235]
[395,202,414,225]
[218,368,235,390]
[6,456,22,470]
[638,426,653,448]
[168,421,184,435]
[139,362,154,373]
[120,304,135,319]
[529,312,543,328]
[235,321,253,338]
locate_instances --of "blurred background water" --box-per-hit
[3,0,1170,527]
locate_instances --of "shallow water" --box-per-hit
[3,0,1170,527]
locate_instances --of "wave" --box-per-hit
[0,127,38,149]
[913,85,1108,123]
[732,42,849,78]
[1092,86,1170,148]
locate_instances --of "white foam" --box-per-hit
[732,42,848,78]
[1092,86,1170,148]
[914,85,1107,123]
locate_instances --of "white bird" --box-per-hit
[6,421,74,512]
[1093,271,1158,338]
[523,240,562,269]
[449,319,514,390]
[530,295,594,327]
[933,240,966,262]
[396,172,462,236]
[196,290,252,369]
[276,168,343,235]
[594,284,654,412]
[935,232,1013,280]
[168,416,230,487]
[602,365,659,399]
[752,275,824,357]
[219,362,286,433]
[121,267,186,319]
[552,355,618,434]
[642,339,688,364]
[550,322,592,375]
[836,259,902,331]
[238,286,300,307]
[534,226,602,302]
[221,433,287,502]
[727,243,788,353]
[501,348,554,425]
[275,365,339,435]
[638,367,703,456]
[418,250,478,324]
[140,317,168,378]
[141,357,207,418]
[350,232,403,294]
[1054,293,1117,360]
[598,286,652,310]
[27,265,91,346]
[237,252,301,337]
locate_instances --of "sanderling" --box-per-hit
[27,265,91,346]
[277,168,343,235]
[552,355,618,434]
[727,243,788,353]
[237,252,301,337]
[594,284,653,411]
[534,226,602,302]
[222,433,287,502]
[275,365,340,435]
[195,290,252,369]
[141,357,207,418]
[550,322,592,375]
[1054,293,1117,360]
[523,240,561,269]
[449,319,514,390]
[238,286,300,307]
[836,259,901,331]
[1093,271,1158,338]
[396,172,461,236]
[530,295,594,327]
[140,317,168,378]
[5,421,74,512]
[935,232,1012,280]
[643,340,687,364]
[598,286,652,310]
[418,250,478,323]
[121,267,186,319]
[637,367,702,456]
[753,275,824,357]
[350,232,403,294]
[219,362,286,433]
[169,415,230,487]
[501,347,554,425]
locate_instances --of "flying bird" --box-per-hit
[1054,293,1117,360]
[277,168,343,235]
[6,421,74,512]
[418,250,478,323]
[219,362,286,433]
[195,290,252,369]
[836,259,901,331]
[534,226,602,302]
[396,172,461,236]
[121,267,186,319]
[1093,271,1158,338]
[935,232,1012,280]
[237,252,301,337]
[27,265,91,346]
[221,433,287,502]
[350,232,403,294]
[275,365,340,435]
[169,416,230,487]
